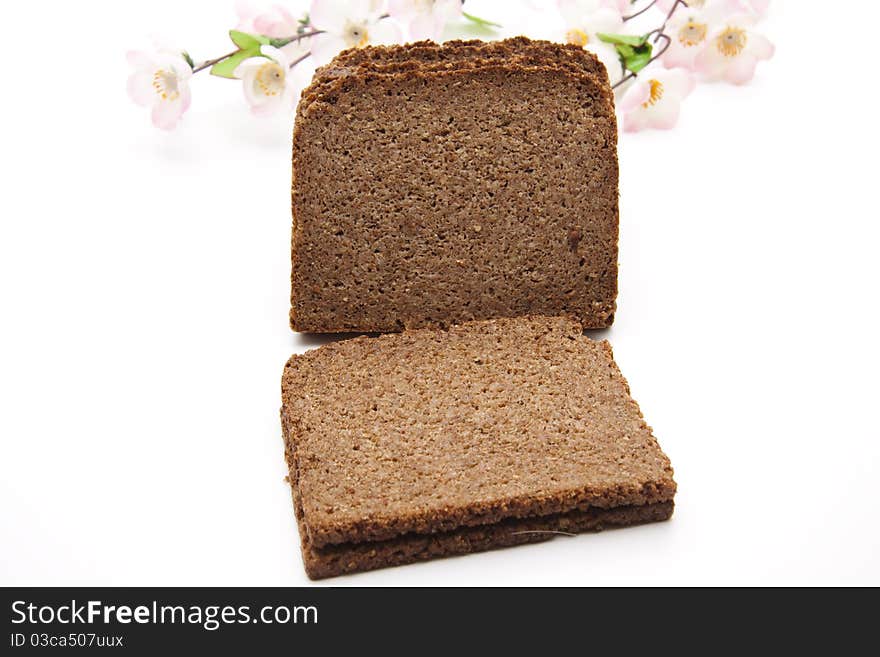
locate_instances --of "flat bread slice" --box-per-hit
[281,316,675,578]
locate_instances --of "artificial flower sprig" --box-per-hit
[561,0,774,131]
[127,0,773,133]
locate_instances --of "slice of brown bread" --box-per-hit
[292,52,619,332]
[281,316,675,577]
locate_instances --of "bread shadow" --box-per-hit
[583,327,612,342]
[293,327,613,349]
[292,332,382,348]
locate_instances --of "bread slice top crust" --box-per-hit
[291,63,619,332]
[281,316,674,549]
[298,38,612,116]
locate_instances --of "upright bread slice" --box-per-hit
[291,39,619,332]
[281,316,675,578]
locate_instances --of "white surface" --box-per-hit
[1,1,878,586]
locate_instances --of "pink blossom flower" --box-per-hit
[660,1,733,70]
[389,0,462,42]
[126,50,192,130]
[694,14,774,85]
[234,45,299,115]
[308,0,402,65]
[234,0,303,38]
[618,68,695,132]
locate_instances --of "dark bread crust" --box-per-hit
[281,316,675,556]
[299,38,612,114]
[291,56,619,332]
[297,488,673,579]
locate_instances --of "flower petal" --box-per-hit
[647,98,680,130]
[623,107,649,133]
[234,56,268,79]
[662,68,696,99]
[260,44,289,68]
[747,33,775,60]
[126,50,153,70]
[309,0,349,32]
[388,0,417,22]
[723,53,758,84]
[409,13,443,42]
[694,40,725,79]
[241,68,270,108]
[371,19,403,46]
[618,78,651,113]
[662,42,701,71]
[558,0,603,26]
[309,33,347,66]
[151,99,183,130]
[127,71,156,107]
[179,85,192,114]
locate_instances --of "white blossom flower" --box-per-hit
[557,0,626,81]
[126,50,193,130]
[618,68,695,132]
[308,0,402,65]
[694,13,774,84]
[388,0,462,42]
[234,45,299,115]
[660,1,735,70]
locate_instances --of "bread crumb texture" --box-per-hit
[281,316,675,578]
[291,38,619,333]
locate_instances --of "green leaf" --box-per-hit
[228,30,269,50]
[462,12,501,29]
[621,44,652,73]
[181,51,194,69]
[210,47,263,79]
[297,13,310,35]
[597,32,647,47]
[597,33,654,74]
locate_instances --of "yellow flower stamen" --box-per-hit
[716,26,748,57]
[678,20,708,47]
[565,28,590,47]
[642,79,664,108]
[151,69,179,102]
[344,21,370,49]
[255,61,285,97]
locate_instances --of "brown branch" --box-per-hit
[623,0,660,22]
[612,0,688,89]
[192,49,238,73]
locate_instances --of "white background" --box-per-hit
[2,1,878,586]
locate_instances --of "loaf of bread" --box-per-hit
[291,38,619,333]
[281,316,675,578]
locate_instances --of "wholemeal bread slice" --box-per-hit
[281,316,675,578]
[291,43,619,332]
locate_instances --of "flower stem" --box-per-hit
[289,51,311,69]
[190,27,325,75]
[622,0,660,23]
[270,28,325,49]
[192,49,238,73]
[612,0,687,89]
[187,12,390,76]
